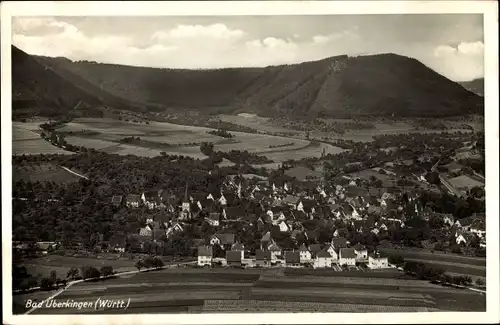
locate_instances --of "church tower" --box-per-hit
[181,182,191,219]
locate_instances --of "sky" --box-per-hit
[12,14,484,81]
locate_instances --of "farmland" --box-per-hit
[26,267,485,314]
[13,123,73,156]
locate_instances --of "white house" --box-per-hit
[298,244,312,263]
[268,243,282,262]
[139,225,152,236]
[197,245,213,267]
[313,251,333,269]
[339,248,356,266]
[368,254,389,269]
[278,220,290,232]
[326,244,339,261]
[353,243,368,261]
[218,194,227,206]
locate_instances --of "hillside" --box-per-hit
[18,46,484,118]
[459,78,484,97]
[11,46,105,118]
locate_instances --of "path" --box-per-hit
[24,261,195,315]
[61,166,89,180]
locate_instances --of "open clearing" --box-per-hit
[25,267,484,314]
[12,124,73,156]
[13,163,82,184]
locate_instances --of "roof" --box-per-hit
[208,212,220,221]
[224,207,245,219]
[353,243,367,251]
[340,247,356,259]
[226,250,242,263]
[261,231,272,242]
[255,250,272,260]
[305,230,319,241]
[285,251,300,263]
[231,243,245,251]
[298,243,309,252]
[309,244,323,253]
[316,250,332,258]
[126,194,141,202]
[213,233,235,245]
[283,195,300,205]
[111,195,123,204]
[331,237,348,248]
[198,245,213,257]
[268,243,282,251]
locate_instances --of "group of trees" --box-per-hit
[403,261,474,286]
[134,256,165,271]
[207,129,234,138]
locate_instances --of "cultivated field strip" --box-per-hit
[378,248,486,266]
[13,139,73,155]
[201,300,432,313]
[258,275,437,287]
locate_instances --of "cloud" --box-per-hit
[432,41,484,81]
[152,23,245,41]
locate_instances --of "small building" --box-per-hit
[197,245,213,267]
[268,243,282,262]
[226,250,242,267]
[231,242,245,260]
[210,233,235,249]
[206,212,220,227]
[339,248,356,266]
[284,251,301,267]
[368,254,389,269]
[313,250,333,269]
[352,243,368,261]
[126,194,141,208]
[255,250,272,267]
[298,243,312,263]
[111,195,123,207]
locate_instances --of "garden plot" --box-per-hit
[65,136,119,150]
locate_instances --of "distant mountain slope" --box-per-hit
[459,78,484,96]
[12,46,105,117]
[19,46,484,118]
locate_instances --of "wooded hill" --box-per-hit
[13,45,483,118]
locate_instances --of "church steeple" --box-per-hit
[183,182,189,203]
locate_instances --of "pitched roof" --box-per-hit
[316,250,332,258]
[261,231,272,242]
[226,250,242,262]
[213,233,235,245]
[208,212,220,221]
[111,195,123,204]
[268,243,282,251]
[231,243,245,251]
[340,247,356,259]
[299,243,309,252]
[285,251,300,263]
[305,230,320,241]
[331,237,348,248]
[198,245,213,257]
[309,244,323,254]
[224,207,245,220]
[283,195,300,205]
[255,249,272,260]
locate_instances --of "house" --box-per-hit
[139,225,152,237]
[197,245,213,267]
[339,248,356,266]
[278,220,291,232]
[284,251,301,267]
[126,194,141,208]
[313,250,333,269]
[226,250,242,267]
[222,207,246,222]
[36,242,58,254]
[206,212,220,227]
[111,195,123,207]
[268,243,282,262]
[305,230,320,243]
[368,254,389,269]
[298,243,312,263]
[326,244,339,261]
[283,195,300,207]
[231,243,245,260]
[260,231,273,250]
[470,219,486,238]
[210,233,235,248]
[142,190,160,209]
[456,232,477,246]
[255,250,272,267]
[352,243,368,261]
[165,222,184,238]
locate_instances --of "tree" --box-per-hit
[135,259,145,272]
[475,278,485,287]
[81,266,101,280]
[50,270,57,284]
[151,256,164,269]
[40,277,55,290]
[143,256,154,269]
[450,244,462,254]
[100,266,114,277]
[388,254,404,266]
[200,142,215,156]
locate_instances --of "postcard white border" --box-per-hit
[2,1,499,324]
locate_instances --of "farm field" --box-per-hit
[26,267,485,314]
[13,163,82,184]
[53,118,345,162]
[377,248,486,267]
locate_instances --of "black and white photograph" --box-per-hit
[2,1,499,324]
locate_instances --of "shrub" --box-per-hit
[67,267,79,280]
[100,266,114,277]
[475,278,485,287]
[135,259,145,271]
[40,277,55,290]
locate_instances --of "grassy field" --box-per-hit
[13,163,82,184]
[12,122,72,155]
[23,267,485,314]
[53,118,344,162]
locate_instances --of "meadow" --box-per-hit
[26,267,485,314]
[13,163,82,184]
